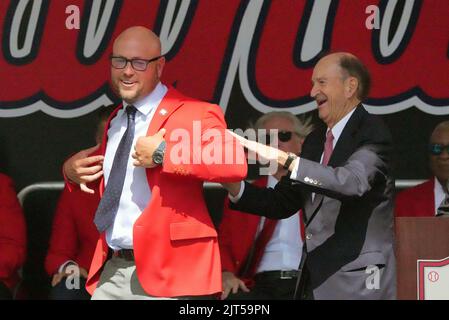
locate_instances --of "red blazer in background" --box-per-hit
[395,179,435,217]
[83,87,247,297]
[218,177,269,282]
[0,173,26,289]
[45,183,100,275]
[218,177,304,284]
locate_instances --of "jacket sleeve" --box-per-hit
[230,177,304,219]
[0,176,26,284]
[293,145,389,200]
[162,103,247,182]
[44,185,78,275]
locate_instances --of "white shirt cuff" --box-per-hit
[228,181,245,203]
[289,157,300,179]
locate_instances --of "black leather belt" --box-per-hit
[113,249,135,261]
[255,270,298,280]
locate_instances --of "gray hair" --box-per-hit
[253,111,314,139]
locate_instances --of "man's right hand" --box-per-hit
[221,271,250,300]
[63,144,104,194]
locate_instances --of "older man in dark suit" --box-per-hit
[223,52,396,300]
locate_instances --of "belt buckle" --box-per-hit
[281,270,293,280]
[115,249,134,261]
[280,270,293,280]
[124,249,134,261]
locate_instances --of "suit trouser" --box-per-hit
[91,256,216,300]
[91,256,175,300]
[296,265,314,300]
[226,273,297,300]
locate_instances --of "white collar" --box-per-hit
[328,107,357,145]
[435,177,447,195]
[123,82,167,116]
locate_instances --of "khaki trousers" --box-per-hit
[91,256,174,300]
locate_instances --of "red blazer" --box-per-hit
[85,87,247,297]
[218,177,304,283]
[395,179,435,217]
[45,183,99,275]
[0,173,26,289]
[218,177,269,280]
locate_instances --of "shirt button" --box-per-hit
[306,233,312,240]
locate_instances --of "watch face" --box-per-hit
[153,152,163,164]
[153,141,166,165]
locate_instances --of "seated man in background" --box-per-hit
[45,107,113,299]
[0,172,26,299]
[219,112,313,299]
[396,121,449,217]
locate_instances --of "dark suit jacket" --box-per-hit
[231,105,396,299]
[395,179,435,217]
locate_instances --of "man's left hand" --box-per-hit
[132,128,166,168]
[228,130,289,166]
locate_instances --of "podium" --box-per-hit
[395,217,449,300]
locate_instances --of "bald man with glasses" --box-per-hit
[63,26,246,300]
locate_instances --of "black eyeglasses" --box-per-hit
[110,55,163,71]
[262,131,295,145]
[429,144,449,156]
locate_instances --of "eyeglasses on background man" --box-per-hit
[429,143,449,156]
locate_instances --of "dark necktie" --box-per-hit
[437,183,449,217]
[94,105,137,232]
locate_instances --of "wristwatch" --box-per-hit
[283,152,297,171]
[152,141,166,165]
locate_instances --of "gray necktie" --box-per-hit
[437,182,449,217]
[94,105,137,232]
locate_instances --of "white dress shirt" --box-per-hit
[434,177,447,216]
[103,83,168,250]
[256,176,303,272]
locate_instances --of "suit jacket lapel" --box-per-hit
[100,104,122,156]
[328,104,365,167]
[304,105,366,223]
[302,126,326,222]
[98,104,123,195]
[146,86,185,136]
[305,125,326,163]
